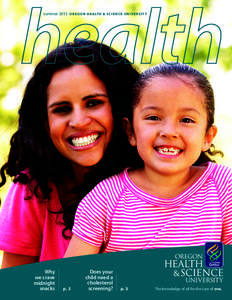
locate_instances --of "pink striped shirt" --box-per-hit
[72,162,232,252]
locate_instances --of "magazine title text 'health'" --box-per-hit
[22,7,221,65]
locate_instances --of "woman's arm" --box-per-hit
[0,183,46,268]
[64,235,100,257]
[1,251,39,268]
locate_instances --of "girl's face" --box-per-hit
[47,64,114,175]
[127,76,217,178]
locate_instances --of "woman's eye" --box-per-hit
[86,99,103,108]
[53,106,71,114]
[146,115,160,121]
[181,117,194,123]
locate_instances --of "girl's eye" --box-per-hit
[146,115,160,121]
[86,99,103,108]
[181,117,194,123]
[52,106,72,114]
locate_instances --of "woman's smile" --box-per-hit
[69,133,100,148]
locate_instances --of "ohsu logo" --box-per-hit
[206,244,222,262]
[205,242,223,268]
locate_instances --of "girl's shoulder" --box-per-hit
[209,162,232,176]
[207,162,232,184]
[91,170,126,192]
[81,170,127,205]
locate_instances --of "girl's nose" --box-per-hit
[68,108,91,128]
[159,121,179,138]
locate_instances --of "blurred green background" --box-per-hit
[0,0,232,203]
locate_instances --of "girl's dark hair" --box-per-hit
[130,62,223,165]
[0,38,141,237]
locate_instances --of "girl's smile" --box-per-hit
[154,145,182,157]
[126,75,217,190]
[47,64,114,175]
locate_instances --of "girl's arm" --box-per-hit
[64,235,100,257]
[1,251,39,268]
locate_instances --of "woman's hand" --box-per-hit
[1,251,39,268]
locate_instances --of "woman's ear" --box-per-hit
[122,118,137,146]
[202,125,218,151]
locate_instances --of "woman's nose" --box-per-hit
[68,108,91,128]
[159,121,179,138]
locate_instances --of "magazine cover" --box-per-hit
[0,0,231,299]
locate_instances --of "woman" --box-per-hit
[0,38,141,267]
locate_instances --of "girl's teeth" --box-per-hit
[71,134,99,147]
[157,147,180,155]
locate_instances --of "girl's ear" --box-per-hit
[202,125,218,151]
[122,118,137,146]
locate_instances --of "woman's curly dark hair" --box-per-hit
[130,62,223,165]
[0,38,142,238]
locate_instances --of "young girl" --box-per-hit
[0,38,140,267]
[65,62,232,257]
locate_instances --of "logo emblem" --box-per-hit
[205,242,223,268]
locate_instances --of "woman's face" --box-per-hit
[46,64,114,175]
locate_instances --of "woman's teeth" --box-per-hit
[156,147,181,155]
[71,134,99,147]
